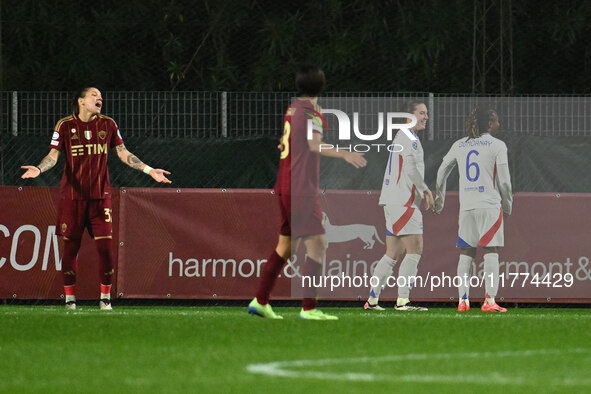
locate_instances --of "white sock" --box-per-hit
[397,254,420,299]
[483,253,500,304]
[368,255,396,304]
[457,254,473,304]
[65,295,76,303]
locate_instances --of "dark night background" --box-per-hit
[1,0,590,94]
[1,0,590,192]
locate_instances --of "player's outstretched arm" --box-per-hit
[321,148,367,168]
[307,133,367,168]
[21,149,60,179]
[115,144,172,184]
[340,150,367,168]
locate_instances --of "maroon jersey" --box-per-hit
[274,99,322,197]
[50,114,124,200]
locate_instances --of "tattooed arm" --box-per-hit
[115,144,145,170]
[115,144,172,184]
[21,149,60,179]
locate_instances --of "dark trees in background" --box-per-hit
[1,0,590,93]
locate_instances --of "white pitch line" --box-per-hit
[246,348,591,386]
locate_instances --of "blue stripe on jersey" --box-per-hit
[386,228,394,236]
[456,236,472,248]
[387,148,394,175]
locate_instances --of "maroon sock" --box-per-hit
[62,238,81,287]
[95,238,115,285]
[302,256,322,311]
[255,251,286,305]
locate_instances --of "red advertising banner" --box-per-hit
[311,191,591,302]
[117,188,283,299]
[117,189,591,302]
[0,187,119,299]
[1,186,590,302]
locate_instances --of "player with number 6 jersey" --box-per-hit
[434,106,513,312]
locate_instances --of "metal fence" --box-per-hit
[2,91,591,193]
[434,96,591,139]
[2,91,591,140]
[3,91,220,138]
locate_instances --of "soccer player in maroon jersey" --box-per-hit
[248,65,367,320]
[21,87,171,310]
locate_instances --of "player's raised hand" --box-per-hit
[344,152,367,168]
[20,166,41,179]
[149,169,172,184]
[422,189,434,211]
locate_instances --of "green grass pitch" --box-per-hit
[1,304,590,393]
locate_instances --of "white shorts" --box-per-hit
[457,208,504,248]
[384,205,423,236]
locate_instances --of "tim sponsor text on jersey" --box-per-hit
[70,143,108,157]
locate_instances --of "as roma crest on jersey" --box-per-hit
[84,130,92,140]
[61,223,67,233]
[98,130,107,140]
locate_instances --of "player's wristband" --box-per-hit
[35,166,42,174]
[143,165,153,175]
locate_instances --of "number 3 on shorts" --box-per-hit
[104,208,112,223]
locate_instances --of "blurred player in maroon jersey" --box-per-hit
[21,87,171,310]
[248,65,367,320]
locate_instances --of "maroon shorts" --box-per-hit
[57,199,113,239]
[277,194,325,238]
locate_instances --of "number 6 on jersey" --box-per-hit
[466,149,480,182]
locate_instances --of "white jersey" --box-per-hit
[379,129,428,208]
[435,133,513,213]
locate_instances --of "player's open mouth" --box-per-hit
[96,103,102,109]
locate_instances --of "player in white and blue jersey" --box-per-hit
[365,100,434,311]
[434,107,513,312]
